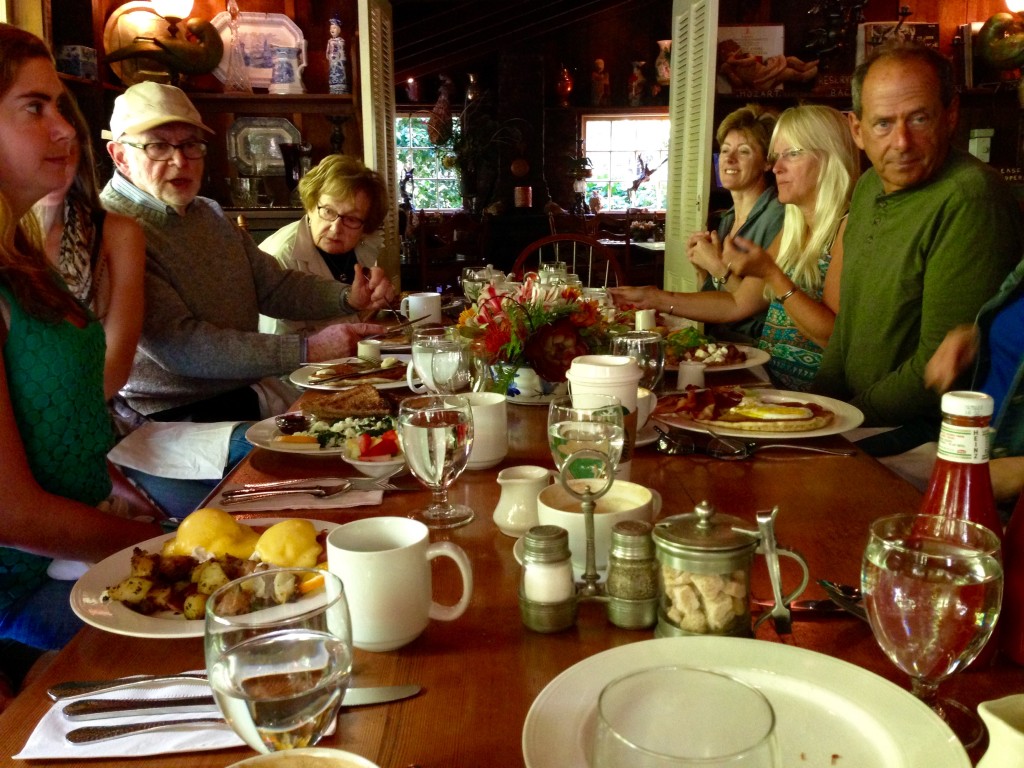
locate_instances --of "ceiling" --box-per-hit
[390,0,671,83]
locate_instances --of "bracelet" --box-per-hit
[711,264,732,288]
[778,287,799,304]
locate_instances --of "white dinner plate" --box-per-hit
[246,417,349,456]
[697,344,771,372]
[655,389,864,440]
[289,356,414,391]
[522,637,969,767]
[70,518,339,639]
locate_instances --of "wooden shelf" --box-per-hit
[188,93,356,117]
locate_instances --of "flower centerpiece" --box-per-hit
[457,274,620,395]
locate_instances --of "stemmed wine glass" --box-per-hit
[547,393,625,480]
[398,394,475,529]
[204,567,353,753]
[861,513,1003,748]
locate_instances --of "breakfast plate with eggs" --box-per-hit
[70,512,338,638]
[654,387,863,440]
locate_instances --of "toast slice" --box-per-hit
[302,383,394,419]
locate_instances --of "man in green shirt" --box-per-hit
[813,42,1021,453]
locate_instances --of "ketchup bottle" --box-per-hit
[919,391,1003,539]
[1000,491,1024,664]
[919,391,1003,669]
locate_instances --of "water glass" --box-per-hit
[610,330,665,390]
[407,324,456,393]
[430,338,474,394]
[593,666,780,767]
[547,393,624,480]
[398,394,475,529]
[204,568,353,753]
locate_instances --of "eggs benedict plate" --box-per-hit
[70,515,339,638]
[653,387,863,440]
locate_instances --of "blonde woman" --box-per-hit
[610,104,860,390]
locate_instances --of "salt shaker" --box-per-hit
[606,520,658,629]
[519,525,577,632]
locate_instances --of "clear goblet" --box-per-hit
[862,513,1003,748]
[430,338,474,394]
[398,394,475,529]
[407,324,454,393]
[547,393,625,480]
[593,666,780,767]
[204,567,353,753]
[610,330,665,390]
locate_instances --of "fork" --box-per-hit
[753,507,793,635]
[703,426,855,457]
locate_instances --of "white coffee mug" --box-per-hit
[326,517,473,651]
[400,292,442,325]
[537,479,661,571]
[464,391,508,470]
[637,387,657,428]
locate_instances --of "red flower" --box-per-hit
[524,317,590,382]
[569,300,599,327]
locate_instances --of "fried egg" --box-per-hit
[730,403,813,421]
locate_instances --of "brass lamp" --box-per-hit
[978,0,1024,105]
[105,0,223,85]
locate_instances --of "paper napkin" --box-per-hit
[208,485,383,513]
[16,677,240,759]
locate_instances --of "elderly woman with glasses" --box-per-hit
[610,104,860,391]
[259,154,391,334]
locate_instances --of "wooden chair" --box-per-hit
[511,233,625,288]
[413,211,484,293]
[548,211,598,236]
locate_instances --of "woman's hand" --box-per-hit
[924,324,979,393]
[722,235,779,282]
[607,285,665,309]
[348,265,397,311]
[687,231,727,278]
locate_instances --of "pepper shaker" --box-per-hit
[519,525,577,632]
[606,520,658,629]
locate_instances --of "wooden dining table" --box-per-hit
[2,390,1024,767]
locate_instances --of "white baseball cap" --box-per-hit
[108,81,212,139]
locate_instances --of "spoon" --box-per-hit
[817,579,868,621]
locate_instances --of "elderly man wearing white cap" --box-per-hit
[101,81,396,424]
[100,82,397,517]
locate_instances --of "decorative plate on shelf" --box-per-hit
[210,11,304,90]
[227,117,301,176]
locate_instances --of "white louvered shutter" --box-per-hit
[664,0,718,293]
[358,0,400,287]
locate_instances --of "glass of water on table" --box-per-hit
[204,567,353,753]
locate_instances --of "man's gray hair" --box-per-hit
[850,40,955,118]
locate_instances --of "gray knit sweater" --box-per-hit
[101,172,351,415]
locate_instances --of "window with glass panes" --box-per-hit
[583,116,670,211]
[395,112,462,210]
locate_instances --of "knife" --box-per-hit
[306,364,400,385]
[49,672,209,701]
[63,684,420,721]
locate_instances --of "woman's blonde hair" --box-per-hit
[298,154,389,233]
[0,24,86,324]
[769,104,860,299]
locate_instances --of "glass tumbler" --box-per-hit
[610,330,665,390]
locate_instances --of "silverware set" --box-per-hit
[220,467,410,503]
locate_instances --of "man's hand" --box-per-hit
[306,321,388,362]
[348,265,397,312]
[924,324,979,393]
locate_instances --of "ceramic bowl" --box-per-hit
[227,747,380,768]
[341,453,406,478]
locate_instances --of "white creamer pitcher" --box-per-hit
[492,465,552,537]
[978,694,1024,768]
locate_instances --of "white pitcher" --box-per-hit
[269,43,306,94]
[977,694,1024,768]
[492,465,552,537]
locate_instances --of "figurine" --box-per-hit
[326,15,350,95]
[591,58,610,106]
[628,61,646,106]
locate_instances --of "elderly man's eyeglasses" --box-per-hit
[317,206,365,230]
[767,148,806,165]
[120,140,209,161]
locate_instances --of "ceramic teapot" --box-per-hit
[269,43,306,94]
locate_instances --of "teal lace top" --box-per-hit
[0,285,112,613]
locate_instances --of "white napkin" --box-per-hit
[108,422,241,480]
[16,677,240,759]
[208,484,383,512]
